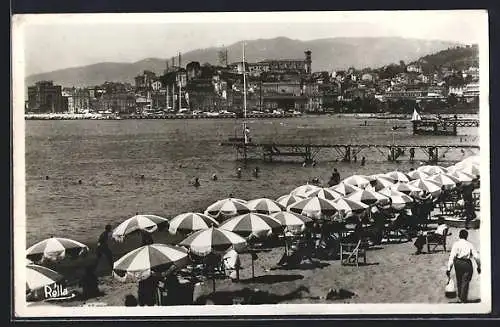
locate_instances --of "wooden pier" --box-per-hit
[220,140,480,164]
[412,119,479,136]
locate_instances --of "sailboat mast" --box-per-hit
[242,43,248,144]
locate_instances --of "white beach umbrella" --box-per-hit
[329,182,362,196]
[287,197,338,219]
[304,187,343,200]
[342,175,372,189]
[378,188,414,211]
[269,212,312,234]
[409,179,442,198]
[26,264,64,292]
[246,198,285,215]
[168,212,219,235]
[26,237,89,262]
[276,194,305,208]
[290,184,321,197]
[384,171,410,183]
[113,244,189,282]
[205,198,251,221]
[219,213,283,239]
[112,214,169,241]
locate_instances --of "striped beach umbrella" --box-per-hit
[26,237,89,262]
[331,197,369,215]
[369,176,396,191]
[112,214,169,241]
[417,165,447,175]
[347,189,390,206]
[378,188,414,211]
[460,155,480,166]
[342,175,372,189]
[276,194,305,208]
[168,212,219,235]
[448,170,475,185]
[247,198,285,215]
[304,187,343,200]
[205,198,251,221]
[113,244,188,282]
[427,174,459,190]
[407,170,431,181]
[26,264,64,292]
[287,197,338,219]
[219,213,283,239]
[269,212,312,234]
[290,184,321,197]
[409,179,442,198]
[384,171,410,183]
[329,182,361,196]
[449,162,480,177]
[370,173,396,183]
[389,182,423,196]
[178,227,247,256]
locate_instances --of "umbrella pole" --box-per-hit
[212,266,216,293]
[251,254,255,280]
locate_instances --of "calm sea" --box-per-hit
[24,115,478,246]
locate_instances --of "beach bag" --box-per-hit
[445,278,457,298]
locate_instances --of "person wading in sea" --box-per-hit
[96,224,114,273]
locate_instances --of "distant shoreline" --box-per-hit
[24,112,479,121]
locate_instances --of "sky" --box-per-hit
[15,10,488,76]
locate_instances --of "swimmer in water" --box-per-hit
[140,175,145,180]
[193,177,200,187]
[78,179,82,185]
[211,173,218,181]
[45,175,49,180]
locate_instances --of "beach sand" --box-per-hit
[53,225,481,307]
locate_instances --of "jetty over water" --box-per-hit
[412,118,479,136]
[221,139,479,164]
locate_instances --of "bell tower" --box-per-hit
[305,50,312,74]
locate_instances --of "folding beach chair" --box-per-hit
[340,240,367,267]
[426,227,450,253]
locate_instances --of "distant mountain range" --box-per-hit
[25,37,461,87]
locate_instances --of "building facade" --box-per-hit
[27,81,65,113]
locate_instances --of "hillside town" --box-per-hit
[25,45,479,118]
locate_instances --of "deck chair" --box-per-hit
[340,240,366,267]
[426,228,450,253]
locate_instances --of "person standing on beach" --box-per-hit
[446,229,481,303]
[462,184,475,229]
[96,224,114,272]
[330,168,340,186]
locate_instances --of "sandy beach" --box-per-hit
[48,223,480,307]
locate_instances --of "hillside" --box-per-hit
[414,44,479,72]
[25,37,460,87]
